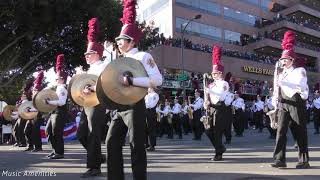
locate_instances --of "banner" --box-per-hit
[40,122,77,143]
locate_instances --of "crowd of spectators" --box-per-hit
[272,13,320,32]
[152,34,318,73]
[247,30,320,52]
[157,36,279,65]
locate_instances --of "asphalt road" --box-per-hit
[1,125,320,180]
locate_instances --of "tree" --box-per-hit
[0,0,123,103]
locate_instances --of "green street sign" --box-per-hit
[177,73,188,81]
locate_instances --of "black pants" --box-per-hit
[77,104,108,169]
[25,117,43,149]
[24,120,33,148]
[13,118,26,145]
[159,116,169,138]
[172,114,182,138]
[146,108,157,147]
[255,111,264,131]
[46,112,66,155]
[205,104,227,155]
[313,108,320,133]
[106,100,147,180]
[273,93,309,163]
[192,109,202,139]
[181,114,191,134]
[224,106,232,141]
[233,109,245,136]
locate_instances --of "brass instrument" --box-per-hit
[156,111,161,122]
[267,61,283,129]
[96,57,148,110]
[69,74,100,107]
[2,105,17,121]
[167,112,173,124]
[187,96,193,120]
[263,105,269,113]
[33,89,59,112]
[18,101,38,120]
[232,106,236,115]
[201,73,213,129]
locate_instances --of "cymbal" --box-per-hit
[68,74,81,104]
[33,89,58,113]
[97,57,148,110]
[3,105,16,121]
[18,101,38,120]
[70,73,99,107]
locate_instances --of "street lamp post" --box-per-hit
[181,14,201,99]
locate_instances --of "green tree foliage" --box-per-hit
[0,0,123,103]
[0,0,160,103]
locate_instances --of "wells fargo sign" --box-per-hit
[243,66,274,76]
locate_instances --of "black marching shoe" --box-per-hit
[270,161,287,168]
[31,148,43,152]
[49,154,64,159]
[19,144,27,147]
[47,152,55,158]
[211,154,223,161]
[313,131,319,135]
[80,168,101,178]
[24,147,34,152]
[146,146,155,152]
[296,162,310,169]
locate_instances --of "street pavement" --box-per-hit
[1,125,320,180]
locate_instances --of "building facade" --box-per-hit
[137,0,320,96]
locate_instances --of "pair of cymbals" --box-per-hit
[2,105,17,121]
[18,101,38,120]
[96,57,148,110]
[33,89,59,113]
[69,57,148,109]
[69,74,100,107]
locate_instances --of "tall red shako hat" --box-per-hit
[85,18,104,58]
[33,71,44,91]
[212,45,224,73]
[115,0,142,44]
[280,30,297,60]
[55,54,68,82]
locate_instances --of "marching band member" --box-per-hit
[45,54,68,159]
[254,95,264,132]
[312,90,320,134]
[158,99,171,138]
[204,45,229,161]
[24,71,45,152]
[232,91,245,137]
[107,0,163,179]
[264,88,276,139]
[181,99,191,135]
[189,90,204,140]
[271,31,310,169]
[77,18,109,178]
[223,73,234,143]
[145,87,159,151]
[12,81,33,148]
[171,97,182,139]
